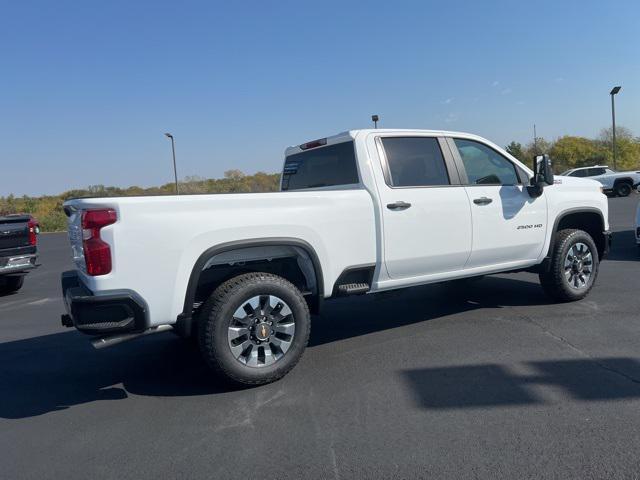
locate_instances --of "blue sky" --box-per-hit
[1,0,638,196]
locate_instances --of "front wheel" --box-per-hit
[539,229,599,302]
[198,272,310,385]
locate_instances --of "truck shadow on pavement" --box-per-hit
[0,273,632,419]
[309,275,551,347]
[605,230,638,262]
[0,330,250,419]
[402,357,640,409]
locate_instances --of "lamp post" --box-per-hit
[164,133,179,194]
[610,86,621,170]
[371,114,379,129]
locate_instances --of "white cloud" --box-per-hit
[555,77,564,83]
[491,80,500,87]
[516,100,525,105]
[441,98,454,104]
[444,113,459,124]
[501,88,512,95]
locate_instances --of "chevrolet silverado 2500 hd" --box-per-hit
[61,129,611,385]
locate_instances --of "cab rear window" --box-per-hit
[281,141,359,191]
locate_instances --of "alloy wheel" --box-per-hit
[227,295,295,367]
[564,242,593,289]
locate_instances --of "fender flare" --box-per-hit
[612,177,634,187]
[545,207,606,262]
[175,237,324,335]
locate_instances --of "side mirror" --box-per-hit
[527,154,554,198]
[532,154,554,186]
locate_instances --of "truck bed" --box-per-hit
[64,190,377,327]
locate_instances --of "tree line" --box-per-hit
[0,170,281,232]
[1,126,638,232]
[505,126,640,173]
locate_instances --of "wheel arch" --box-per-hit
[613,176,634,186]
[548,208,607,260]
[175,238,324,336]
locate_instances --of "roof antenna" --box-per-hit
[371,114,379,129]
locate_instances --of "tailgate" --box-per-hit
[0,215,30,250]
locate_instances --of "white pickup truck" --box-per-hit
[561,165,640,197]
[61,129,611,385]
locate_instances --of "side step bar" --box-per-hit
[91,324,173,349]
[337,282,370,296]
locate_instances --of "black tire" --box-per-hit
[615,182,632,197]
[0,275,24,294]
[539,229,599,302]
[198,272,310,385]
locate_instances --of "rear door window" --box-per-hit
[281,141,359,190]
[380,137,450,187]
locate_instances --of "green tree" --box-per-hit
[598,125,635,144]
[505,141,525,162]
[549,136,606,172]
[596,126,640,171]
[608,138,640,171]
[224,169,245,180]
[521,137,553,168]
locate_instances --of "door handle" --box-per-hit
[386,201,412,210]
[473,197,493,205]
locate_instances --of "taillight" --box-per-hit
[27,218,38,246]
[81,209,117,276]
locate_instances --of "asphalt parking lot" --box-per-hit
[1,195,639,479]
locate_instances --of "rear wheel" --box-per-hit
[615,182,632,197]
[198,272,310,385]
[539,229,599,302]
[0,275,24,295]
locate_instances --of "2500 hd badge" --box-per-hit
[517,224,543,230]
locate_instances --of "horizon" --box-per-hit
[2,0,639,196]
[1,126,634,200]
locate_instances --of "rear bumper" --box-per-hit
[0,253,38,275]
[61,270,149,335]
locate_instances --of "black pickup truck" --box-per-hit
[0,214,39,294]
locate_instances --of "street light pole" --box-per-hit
[610,86,621,171]
[164,133,179,194]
